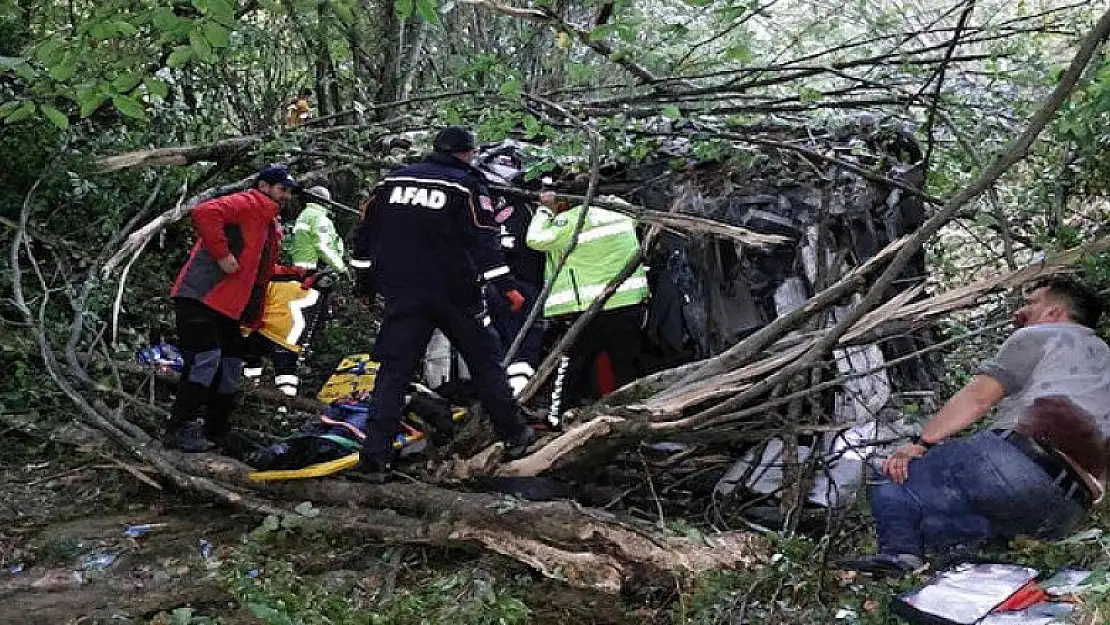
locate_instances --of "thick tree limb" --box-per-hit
[101,176,253,277]
[489,185,789,249]
[98,136,261,172]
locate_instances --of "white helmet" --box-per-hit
[473,141,525,186]
[306,185,331,201]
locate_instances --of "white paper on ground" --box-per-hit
[902,563,1039,625]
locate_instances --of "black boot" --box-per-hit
[165,382,213,452]
[503,426,538,460]
[203,393,236,445]
[165,421,213,453]
[347,456,393,484]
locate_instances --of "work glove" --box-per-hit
[300,269,336,290]
[505,288,525,313]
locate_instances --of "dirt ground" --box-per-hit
[0,445,255,624]
[0,444,649,625]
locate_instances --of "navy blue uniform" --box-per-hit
[486,192,546,394]
[352,152,529,463]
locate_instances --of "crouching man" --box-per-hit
[841,277,1110,577]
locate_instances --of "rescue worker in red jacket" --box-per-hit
[166,166,301,452]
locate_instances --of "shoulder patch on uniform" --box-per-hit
[317,223,331,234]
[494,205,514,223]
[479,196,494,212]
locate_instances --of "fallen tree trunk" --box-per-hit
[172,452,764,593]
[98,136,262,171]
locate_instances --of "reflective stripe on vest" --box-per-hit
[547,274,649,308]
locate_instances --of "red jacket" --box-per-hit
[171,188,301,324]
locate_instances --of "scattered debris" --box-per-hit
[79,552,117,571]
[123,523,168,538]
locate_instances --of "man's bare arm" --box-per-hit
[920,374,1005,444]
[883,374,1004,484]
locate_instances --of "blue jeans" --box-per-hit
[869,431,1084,557]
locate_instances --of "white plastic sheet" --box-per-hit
[901,563,1039,624]
[715,420,910,508]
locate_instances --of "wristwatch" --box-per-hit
[910,435,935,449]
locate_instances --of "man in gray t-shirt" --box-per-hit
[841,277,1108,578]
[979,322,1110,434]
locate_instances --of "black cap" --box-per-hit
[257,165,299,189]
[433,127,476,153]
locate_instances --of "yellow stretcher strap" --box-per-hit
[247,452,360,483]
[317,353,378,403]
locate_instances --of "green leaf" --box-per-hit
[5,100,36,124]
[151,7,182,32]
[662,104,681,120]
[167,46,193,68]
[41,104,69,129]
[114,20,138,36]
[499,76,521,98]
[616,23,636,43]
[416,0,439,23]
[189,30,213,61]
[48,54,78,82]
[78,90,109,117]
[247,603,295,625]
[111,71,144,93]
[88,21,113,39]
[202,22,230,48]
[589,24,617,41]
[293,501,319,517]
[262,515,280,531]
[144,78,169,99]
[394,0,414,18]
[798,87,823,104]
[112,94,146,119]
[724,42,752,63]
[33,40,64,65]
[171,607,195,625]
[0,100,21,118]
[3,56,36,81]
[523,115,540,137]
[205,0,236,24]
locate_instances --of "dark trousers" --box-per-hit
[488,282,545,393]
[243,333,300,396]
[169,298,246,438]
[363,294,528,463]
[551,305,643,415]
[869,431,1084,557]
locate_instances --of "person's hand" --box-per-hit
[217,255,239,274]
[505,289,525,313]
[882,442,928,484]
[538,191,557,208]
